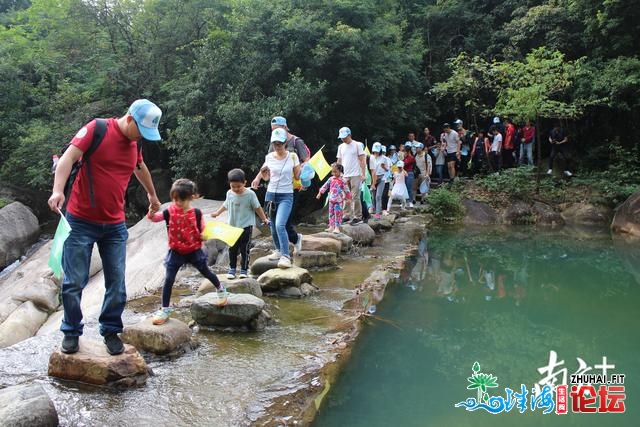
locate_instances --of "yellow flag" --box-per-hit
[308,148,332,180]
[203,221,244,246]
[364,145,371,156]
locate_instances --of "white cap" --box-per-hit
[270,128,287,143]
[493,116,500,124]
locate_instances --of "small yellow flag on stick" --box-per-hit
[308,146,332,180]
[203,221,244,246]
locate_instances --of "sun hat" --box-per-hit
[128,99,162,141]
[372,142,382,153]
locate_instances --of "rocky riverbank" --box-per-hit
[0,198,429,426]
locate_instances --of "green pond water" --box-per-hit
[314,226,639,427]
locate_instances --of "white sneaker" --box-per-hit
[226,273,236,280]
[268,250,281,260]
[277,256,292,268]
[408,202,414,208]
[563,170,573,177]
[546,169,552,175]
[294,233,303,253]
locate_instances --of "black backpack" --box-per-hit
[163,208,203,233]
[61,118,108,210]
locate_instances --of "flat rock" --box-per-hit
[532,201,564,226]
[257,266,313,291]
[293,250,337,269]
[309,232,353,252]
[561,202,612,226]
[197,277,263,297]
[249,247,271,262]
[250,255,279,276]
[190,293,265,327]
[368,218,393,231]
[122,318,192,355]
[48,338,149,387]
[340,223,376,245]
[300,235,341,254]
[0,383,58,427]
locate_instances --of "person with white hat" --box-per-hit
[336,126,366,224]
[48,99,163,356]
[369,142,390,219]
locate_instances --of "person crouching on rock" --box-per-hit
[211,168,270,280]
[147,179,227,325]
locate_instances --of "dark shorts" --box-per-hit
[165,248,208,271]
[446,153,458,163]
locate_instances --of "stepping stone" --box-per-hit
[48,339,149,387]
[250,255,279,276]
[122,318,192,355]
[257,266,313,291]
[340,223,376,245]
[0,383,58,427]
[293,250,337,269]
[309,232,353,252]
[300,235,341,255]
[368,218,393,231]
[191,293,265,327]
[197,277,263,297]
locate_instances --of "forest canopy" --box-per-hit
[1,0,639,197]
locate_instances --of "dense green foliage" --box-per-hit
[424,187,464,221]
[1,0,638,198]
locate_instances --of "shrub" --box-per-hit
[425,187,464,222]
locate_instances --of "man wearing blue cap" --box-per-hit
[251,116,309,254]
[48,99,162,356]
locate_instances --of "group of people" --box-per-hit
[47,98,573,356]
[417,117,572,180]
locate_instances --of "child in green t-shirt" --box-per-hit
[211,168,270,279]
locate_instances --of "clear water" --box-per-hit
[314,227,640,426]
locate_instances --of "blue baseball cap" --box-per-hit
[338,127,351,139]
[271,128,287,143]
[271,116,287,126]
[128,99,162,141]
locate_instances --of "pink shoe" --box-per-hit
[373,214,381,220]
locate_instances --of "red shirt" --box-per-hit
[403,153,415,172]
[504,123,516,150]
[149,204,206,254]
[66,118,142,224]
[520,125,535,143]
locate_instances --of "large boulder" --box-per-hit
[293,250,337,269]
[48,339,149,387]
[0,383,58,427]
[190,293,265,327]
[340,223,376,245]
[12,276,60,312]
[561,202,612,226]
[257,266,313,291]
[308,232,353,252]
[197,277,263,297]
[122,318,192,355]
[0,301,48,349]
[0,201,40,270]
[300,235,341,254]
[462,199,498,225]
[532,202,564,227]
[502,201,534,225]
[611,192,640,237]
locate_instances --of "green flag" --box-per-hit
[48,212,71,279]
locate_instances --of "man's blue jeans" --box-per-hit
[265,192,293,258]
[61,213,128,337]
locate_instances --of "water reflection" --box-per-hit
[315,227,639,427]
